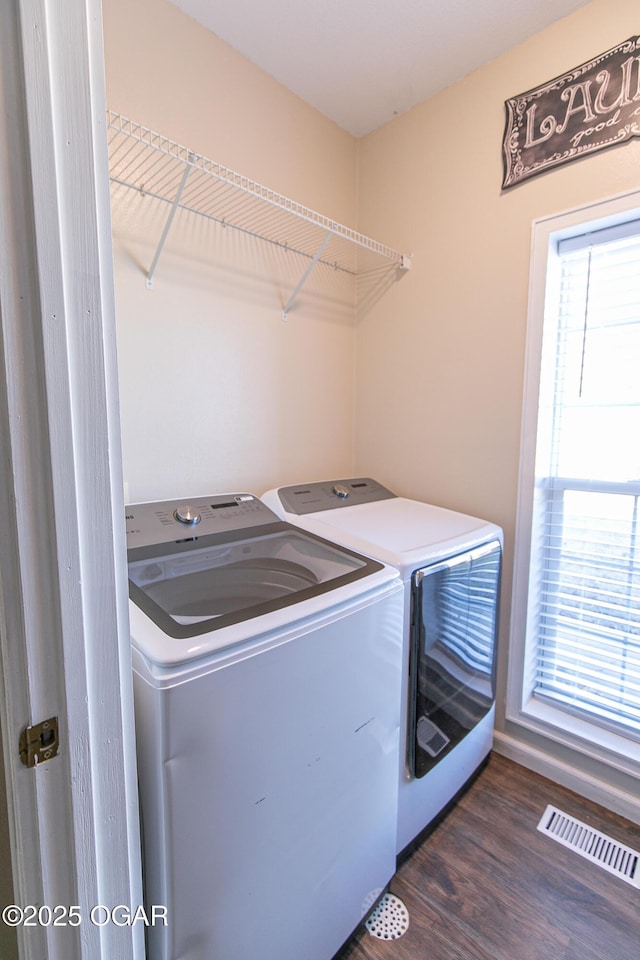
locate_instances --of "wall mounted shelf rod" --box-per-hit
[282,230,333,320]
[145,153,194,289]
[107,112,412,313]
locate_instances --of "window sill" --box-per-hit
[507,695,640,780]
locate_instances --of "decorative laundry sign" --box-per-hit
[502,36,640,189]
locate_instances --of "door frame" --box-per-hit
[0,2,143,957]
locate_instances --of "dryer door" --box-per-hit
[409,539,501,779]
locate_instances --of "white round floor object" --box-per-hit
[364,892,410,940]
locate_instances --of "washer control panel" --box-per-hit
[126,493,277,548]
[276,478,395,516]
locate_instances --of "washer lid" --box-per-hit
[128,523,384,640]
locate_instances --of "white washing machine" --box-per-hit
[261,478,502,858]
[126,492,403,960]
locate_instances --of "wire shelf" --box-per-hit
[107,112,411,316]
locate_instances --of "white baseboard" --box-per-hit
[493,731,640,826]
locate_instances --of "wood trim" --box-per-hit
[0,2,143,957]
[493,732,640,826]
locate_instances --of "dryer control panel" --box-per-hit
[125,494,278,548]
[276,478,395,515]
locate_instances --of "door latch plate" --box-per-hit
[19,717,59,767]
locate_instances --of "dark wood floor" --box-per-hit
[342,753,640,960]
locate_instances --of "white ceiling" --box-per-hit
[169,0,592,136]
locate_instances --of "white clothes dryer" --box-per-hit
[126,492,403,960]
[261,478,502,858]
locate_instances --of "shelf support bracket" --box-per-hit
[282,230,333,321]
[146,153,194,289]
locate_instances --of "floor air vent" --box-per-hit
[537,804,639,888]
[364,893,410,940]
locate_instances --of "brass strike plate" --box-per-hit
[19,716,59,767]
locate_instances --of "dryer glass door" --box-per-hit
[410,539,501,779]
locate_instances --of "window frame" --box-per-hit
[507,188,640,779]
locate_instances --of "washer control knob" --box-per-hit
[332,484,350,500]
[174,504,201,525]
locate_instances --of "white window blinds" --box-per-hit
[531,219,640,739]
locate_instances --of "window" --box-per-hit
[509,191,640,768]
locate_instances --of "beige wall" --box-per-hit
[355,0,640,801]
[104,0,639,806]
[103,0,359,502]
